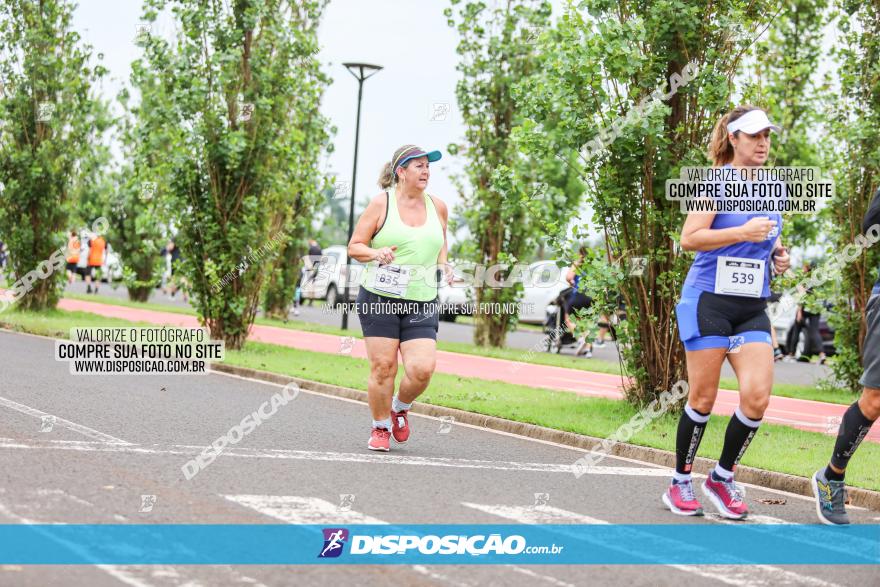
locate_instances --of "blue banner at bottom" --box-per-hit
[1,524,877,565]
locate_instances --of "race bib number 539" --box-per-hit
[715,256,764,298]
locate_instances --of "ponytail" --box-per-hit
[378,161,395,189]
[708,104,762,167]
[378,144,420,188]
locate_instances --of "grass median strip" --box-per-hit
[2,307,877,491]
[63,293,853,405]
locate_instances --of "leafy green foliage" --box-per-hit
[108,78,171,302]
[742,0,830,253]
[822,0,880,392]
[262,45,332,320]
[514,0,776,403]
[0,0,108,310]
[446,0,583,347]
[134,0,331,347]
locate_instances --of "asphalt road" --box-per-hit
[0,329,876,586]
[66,281,830,387]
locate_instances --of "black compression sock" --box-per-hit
[829,401,876,474]
[675,405,710,475]
[718,407,761,472]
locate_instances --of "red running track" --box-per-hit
[57,298,878,443]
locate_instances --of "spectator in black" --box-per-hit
[564,248,594,357]
[308,238,322,261]
[784,262,826,364]
[161,240,184,300]
[301,238,322,306]
[0,239,7,277]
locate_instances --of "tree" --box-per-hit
[823,0,880,392]
[743,0,830,253]
[446,0,580,347]
[136,0,331,348]
[262,44,331,320]
[0,0,108,310]
[108,74,172,302]
[515,0,776,404]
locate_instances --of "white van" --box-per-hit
[299,245,364,307]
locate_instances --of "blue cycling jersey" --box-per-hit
[683,164,783,299]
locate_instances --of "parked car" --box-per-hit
[100,247,124,283]
[437,263,473,322]
[519,260,570,324]
[299,245,363,307]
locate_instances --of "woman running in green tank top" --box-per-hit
[348,145,452,452]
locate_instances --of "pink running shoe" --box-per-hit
[662,480,704,516]
[367,427,391,451]
[702,473,748,520]
[391,410,410,443]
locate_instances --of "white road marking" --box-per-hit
[0,498,157,587]
[410,565,471,587]
[226,495,576,587]
[225,495,472,586]
[211,370,831,505]
[508,566,577,587]
[0,436,668,476]
[706,512,879,563]
[0,396,131,445]
[463,502,843,587]
[36,488,94,507]
[223,495,386,525]
[461,502,606,524]
[0,492,266,587]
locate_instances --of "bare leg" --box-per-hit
[397,338,437,404]
[727,343,774,420]
[364,337,399,421]
[684,347,728,413]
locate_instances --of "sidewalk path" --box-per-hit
[58,297,876,443]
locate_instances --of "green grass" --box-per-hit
[59,292,854,404]
[62,293,626,373]
[65,292,197,317]
[221,344,880,491]
[454,314,545,332]
[1,306,877,491]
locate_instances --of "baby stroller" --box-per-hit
[543,287,580,353]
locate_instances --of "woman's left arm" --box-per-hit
[434,196,453,285]
[772,237,791,275]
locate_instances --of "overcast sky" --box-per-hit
[70,1,841,254]
[72,0,472,243]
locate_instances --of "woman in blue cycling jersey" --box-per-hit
[663,105,791,520]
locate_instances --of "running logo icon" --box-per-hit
[318,528,349,558]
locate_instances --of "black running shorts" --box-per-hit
[861,294,880,389]
[356,288,439,342]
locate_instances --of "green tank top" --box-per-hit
[361,186,444,301]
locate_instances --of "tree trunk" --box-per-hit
[128,286,152,303]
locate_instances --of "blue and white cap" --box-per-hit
[392,145,442,172]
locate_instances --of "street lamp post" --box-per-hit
[341,62,382,330]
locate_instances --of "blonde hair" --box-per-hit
[708,105,763,167]
[377,144,420,189]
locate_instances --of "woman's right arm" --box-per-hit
[348,194,385,263]
[680,210,777,252]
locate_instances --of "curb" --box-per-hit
[212,362,880,513]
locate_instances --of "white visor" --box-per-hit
[726,109,781,135]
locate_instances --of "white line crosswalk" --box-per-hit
[460,501,844,587]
